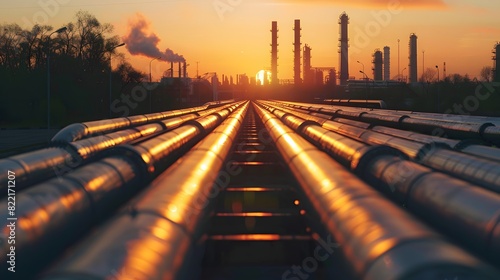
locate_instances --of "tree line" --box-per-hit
[0,11,170,128]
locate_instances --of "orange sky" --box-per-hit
[2,0,499,81]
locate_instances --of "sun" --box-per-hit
[255,70,272,85]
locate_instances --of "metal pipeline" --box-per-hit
[259,100,500,266]
[0,103,242,196]
[278,110,500,163]
[253,101,497,280]
[41,103,249,280]
[51,105,212,143]
[0,102,246,279]
[271,100,500,145]
[262,101,500,193]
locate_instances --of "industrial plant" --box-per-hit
[2,6,500,280]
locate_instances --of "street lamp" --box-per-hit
[360,70,369,107]
[422,50,425,81]
[357,60,365,80]
[435,65,440,112]
[47,26,67,130]
[149,56,161,82]
[149,56,161,113]
[109,43,125,118]
[397,38,400,81]
[401,67,407,83]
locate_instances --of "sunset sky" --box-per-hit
[2,0,499,81]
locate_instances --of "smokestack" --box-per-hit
[339,12,349,86]
[294,19,301,85]
[271,21,279,85]
[178,62,181,78]
[409,33,418,83]
[383,46,390,81]
[183,61,187,78]
[170,61,174,77]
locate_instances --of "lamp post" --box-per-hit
[422,50,425,81]
[47,26,67,130]
[397,38,400,81]
[357,60,365,80]
[149,56,161,83]
[109,43,125,118]
[435,65,440,112]
[149,56,161,113]
[360,70,369,107]
[401,67,407,83]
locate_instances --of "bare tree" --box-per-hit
[480,66,493,82]
[0,24,23,70]
[116,62,146,92]
[420,67,437,82]
[73,10,116,71]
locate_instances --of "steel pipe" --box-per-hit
[259,101,500,266]
[253,102,497,280]
[0,102,246,279]
[41,103,249,280]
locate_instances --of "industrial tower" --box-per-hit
[303,44,312,85]
[339,12,349,85]
[271,21,278,85]
[409,33,418,83]
[494,43,500,82]
[373,49,383,81]
[383,46,390,81]
[294,19,302,85]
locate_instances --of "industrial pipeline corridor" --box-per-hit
[1,100,500,280]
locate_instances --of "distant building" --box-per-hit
[373,49,383,81]
[383,46,390,81]
[303,44,313,85]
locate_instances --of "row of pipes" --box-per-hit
[254,101,500,279]
[0,102,244,195]
[1,99,500,279]
[279,100,500,145]
[0,101,247,279]
[266,100,500,192]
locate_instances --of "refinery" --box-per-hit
[1,7,500,280]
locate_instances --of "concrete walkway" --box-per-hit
[0,129,59,158]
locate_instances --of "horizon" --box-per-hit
[1,0,499,81]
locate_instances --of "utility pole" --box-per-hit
[397,38,400,81]
[422,50,425,81]
[109,43,125,118]
[47,26,67,130]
